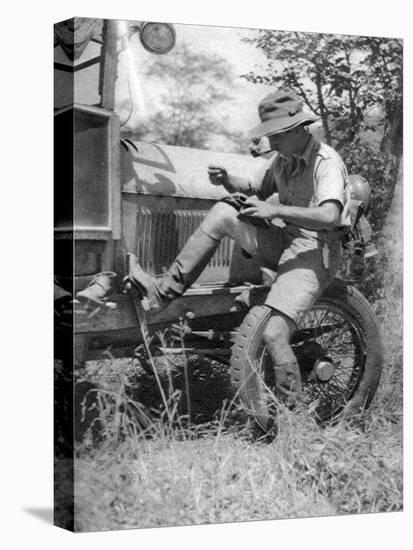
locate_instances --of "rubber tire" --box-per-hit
[230,278,383,432]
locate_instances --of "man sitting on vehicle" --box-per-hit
[127,89,351,405]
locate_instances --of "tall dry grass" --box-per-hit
[73,399,402,531]
[72,207,403,532]
[73,282,402,531]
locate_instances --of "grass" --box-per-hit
[73,406,402,531]
[71,283,402,532]
[69,231,403,532]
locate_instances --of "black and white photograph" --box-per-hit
[52,14,403,533]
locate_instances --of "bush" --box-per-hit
[341,140,398,232]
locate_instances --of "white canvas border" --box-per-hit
[1,0,410,547]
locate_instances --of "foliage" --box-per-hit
[242,30,403,303]
[70,254,402,531]
[241,31,402,221]
[73,372,402,530]
[138,43,243,150]
[241,31,402,153]
[341,139,397,232]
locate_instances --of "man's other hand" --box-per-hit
[208,165,228,186]
[240,197,278,221]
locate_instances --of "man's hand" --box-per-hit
[240,197,278,221]
[241,199,342,231]
[208,165,228,186]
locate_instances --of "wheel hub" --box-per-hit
[295,341,325,371]
[313,358,336,382]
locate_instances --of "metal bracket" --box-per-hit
[123,278,154,362]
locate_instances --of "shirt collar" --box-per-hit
[299,134,318,166]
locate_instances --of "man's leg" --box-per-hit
[129,202,256,310]
[262,309,302,405]
[260,229,340,406]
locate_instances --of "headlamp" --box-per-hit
[139,22,176,54]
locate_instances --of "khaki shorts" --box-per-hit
[239,221,342,325]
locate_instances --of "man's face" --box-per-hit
[267,127,300,156]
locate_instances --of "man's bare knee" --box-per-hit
[202,202,239,238]
[263,311,295,346]
[209,201,239,222]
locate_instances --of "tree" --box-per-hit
[242,32,401,149]
[241,31,402,231]
[138,43,242,150]
[365,38,403,160]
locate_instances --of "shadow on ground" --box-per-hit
[24,507,53,524]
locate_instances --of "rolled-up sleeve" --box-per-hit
[315,157,347,209]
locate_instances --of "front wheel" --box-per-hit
[230,279,383,432]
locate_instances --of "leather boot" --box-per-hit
[128,227,220,312]
[76,271,117,306]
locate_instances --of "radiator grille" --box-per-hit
[134,208,234,279]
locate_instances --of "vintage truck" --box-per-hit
[54,18,383,431]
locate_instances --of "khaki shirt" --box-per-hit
[250,134,351,229]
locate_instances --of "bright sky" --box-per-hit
[115,21,271,138]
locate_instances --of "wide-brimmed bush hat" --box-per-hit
[248,89,318,139]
